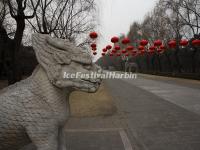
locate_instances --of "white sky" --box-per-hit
[94,0,158,60]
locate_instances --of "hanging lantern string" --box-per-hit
[97,33,199,65]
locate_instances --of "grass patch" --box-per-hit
[69,82,117,117]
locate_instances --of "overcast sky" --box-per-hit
[94,0,158,60]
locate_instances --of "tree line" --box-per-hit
[97,0,200,78]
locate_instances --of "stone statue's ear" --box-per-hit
[46,34,93,65]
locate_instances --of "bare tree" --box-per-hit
[163,0,200,37]
[178,0,200,35]
[0,0,7,26]
[5,0,40,84]
[128,22,141,44]
[116,0,200,74]
[163,0,200,73]
[27,0,96,46]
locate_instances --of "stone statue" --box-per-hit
[124,57,138,73]
[0,33,102,150]
[125,62,138,73]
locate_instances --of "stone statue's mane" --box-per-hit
[32,34,92,85]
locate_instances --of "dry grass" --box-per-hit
[69,82,117,117]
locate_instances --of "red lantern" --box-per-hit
[112,49,117,53]
[92,47,97,51]
[149,46,156,51]
[125,53,129,57]
[160,45,166,50]
[106,45,112,50]
[126,46,134,51]
[111,36,119,43]
[139,50,145,55]
[168,40,176,48]
[116,53,121,57]
[140,39,148,46]
[192,39,200,46]
[141,50,145,54]
[115,45,121,50]
[148,50,154,55]
[157,49,163,53]
[132,50,137,53]
[132,53,137,57]
[122,50,127,54]
[102,48,107,53]
[154,40,162,47]
[102,53,106,56]
[90,43,96,48]
[180,39,188,46]
[89,32,98,39]
[122,38,130,45]
[138,46,145,51]
[93,52,97,55]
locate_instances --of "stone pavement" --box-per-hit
[65,114,138,150]
[65,75,200,150]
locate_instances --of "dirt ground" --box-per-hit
[69,82,117,117]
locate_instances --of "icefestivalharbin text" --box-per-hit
[63,72,138,79]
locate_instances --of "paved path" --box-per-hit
[123,74,200,115]
[8,74,200,150]
[64,74,200,150]
[105,74,200,150]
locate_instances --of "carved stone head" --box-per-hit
[32,33,102,93]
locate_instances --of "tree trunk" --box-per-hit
[157,54,162,73]
[8,18,25,85]
[165,53,173,72]
[151,54,155,73]
[174,47,182,73]
[192,48,197,73]
[146,55,150,72]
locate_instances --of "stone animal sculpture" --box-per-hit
[0,33,102,150]
[125,61,138,73]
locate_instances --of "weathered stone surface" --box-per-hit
[0,33,102,150]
